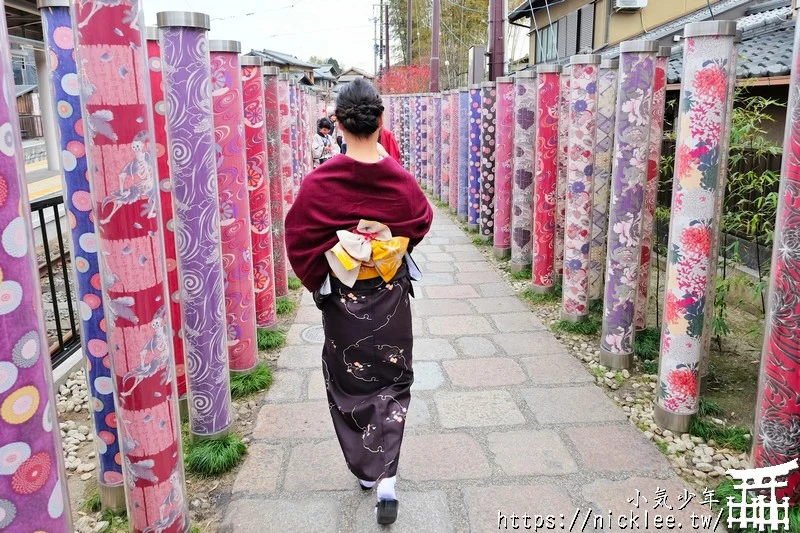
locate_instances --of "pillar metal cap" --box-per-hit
[434,93,442,98]
[570,54,602,65]
[37,0,69,8]
[208,40,241,53]
[156,11,210,30]
[263,66,280,76]
[658,46,672,57]
[561,65,573,74]
[480,81,496,88]
[289,78,297,86]
[145,26,159,41]
[600,59,619,69]
[469,83,482,89]
[735,30,743,43]
[683,20,737,38]
[278,73,290,80]
[620,40,659,53]
[240,55,263,67]
[514,70,536,78]
[459,87,469,92]
[536,64,561,74]
[496,76,514,83]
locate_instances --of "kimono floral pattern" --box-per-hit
[428,95,435,191]
[264,72,289,300]
[600,50,656,358]
[657,34,737,416]
[468,88,482,227]
[555,67,571,276]
[511,75,536,268]
[480,85,497,238]
[458,90,470,218]
[441,94,451,203]
[278,77,294,206]
[590,65,618,301]
[412,96,420,183]
[493,80,514,251]
[434,95,442,197]
[449,92,460,210]
[289,84,299,190]
[636,55,669,330]
[562,63,598,318]
[73,1,188,530]
[420,96,428,187]
[533,71,560,289]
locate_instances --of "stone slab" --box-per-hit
[435,390,526,428]
[451,251,486,262]
[522,386,628,425]
[468,296,527,314]
[426,315,493,336]
[253,401,335,439]
[477,282,516,297]
[486,430,579,476]
[490,312,546,333]
[307,369,327,400]
[263,370,304,403]
[492,332,569,356]
[223,498,339,533]
[442,358,527,387]
[411,299,472,317]
[565,424,669,473]
[456,261,494,272]
[276,345,322,369]
[406,397,431,428]
[520,355,595,385]
[424,285,480,299]
[425,252,456,262]
[411,361,445,391]
[413,337,458,360]
[402,433,491,481]
[285,323,312,345]
[455,271,504,285]
[283,439,354,491]
[353,490,454,533]
[425,262,456,273]
[454,336,498,357]
[462,485,580,533]
[416,273,456,287]
[231,443,284,495]
[293,305,323,324]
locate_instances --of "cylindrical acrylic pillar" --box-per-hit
[288,80,300,193]
[412,95,420,184]
[241,57,277,329]
[404,96,413,171]
[636,46,671,331]
[493,78,514,259]
[752,12,800,504]
[209,41,258,374]
[264,67,289,301]
[655,21,738,433]
[39,1,123,508]
[449,92,460,211]
[145,29,187,404]
[599,42,658,370]
[0,7,71,529]
[468,85,482,231]
[427,94,435,192]
[590,59,619,304]
[278,74,294,207]
[158,12,233,437]
[479,82,497,241]
[419,95,428,188]
[532,65,561,293]
[440,92,451,203]
[555,66,571,280]
[562,55,601,322]
[433,94,442,198]
[71,2,189,530]
[458,89,470,221]
[511,71,536,273]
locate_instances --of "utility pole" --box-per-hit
[430,0,440,91]
[385,4,391,72]
[487,0,505,80]
[373,5,378,76]
[407,0,412,65]
[379,0,384,73]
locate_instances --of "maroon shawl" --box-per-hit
[285,154,433,292]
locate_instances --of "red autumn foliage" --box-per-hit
[376,64,432,95]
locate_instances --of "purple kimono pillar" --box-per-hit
[264,67,289,301]
[555,66,571,281]
[449,91,460,211]
[441,92,451,204]
[511,71,536,273]
[655,21,737,433]
[468,85,482,232]
[479,82,497,241]
[561,56,600,322]
[590,59,618,304]
[0,9,71,529]
[458,88,470,221]
[599,42,658,370]
[157,12,233,438]
[434,94,442,198]
[493,77,514,259]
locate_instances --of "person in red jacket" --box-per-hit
[378,127,402,164]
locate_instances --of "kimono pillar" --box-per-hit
[71,2,189,530]
[555,66,571,281]
[157,12,234,439]
[561,55,601,322]
[264,67,289,301]
[599,42,658,370]
[655,21,737,433]
[752,10,800,504]
[145,28,187,410]
[468,85,481,231]
[531,65,560,293]
[510,71,536,273]
[427,94,435,192]
[288,80,299,194]
[493,77,514,259]
[440,92,451,204]
[479,82,497,241]
[449,92,460,212]
[39,0,123,509]
[636,46,671,331]
[241,57,277,330]
[433,93,442,198]
[457,88,470,221]
[412,95,420,185]
[590,59,619,304]
[0,7,71,529]
[278,74,294,207]
[209,41,258,374]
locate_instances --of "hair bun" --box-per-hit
[334,79,385,138]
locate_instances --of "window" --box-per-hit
[535,2,596,63]
[534,24,558,63]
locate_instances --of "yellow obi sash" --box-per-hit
[325,220,410,287]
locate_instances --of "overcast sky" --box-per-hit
[142,0,379,73]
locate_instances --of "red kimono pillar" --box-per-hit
[493,78,514,259]
[264,67,289,300]
[278,74,294,208]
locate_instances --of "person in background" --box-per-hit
[378,126,401,164]
[327,104,343,149]
[285,79,433,526]
[312,117,340,167]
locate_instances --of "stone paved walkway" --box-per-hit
[222,206,717,533]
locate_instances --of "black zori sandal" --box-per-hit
[376,499,399,525]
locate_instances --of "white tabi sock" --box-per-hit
[377,476,397,502]
[359,479,376,489]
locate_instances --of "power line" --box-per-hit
[211,5,300,21]
[441,20,471,49]
[442,0,486,16]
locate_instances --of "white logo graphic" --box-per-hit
[725,458,798,531]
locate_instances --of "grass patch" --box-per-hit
[83,491,101,513]
[698,397,724,418]
[641,360,659,374]
[257,328,286,351]
[288,277,302,290]
[276,298,296,315]
[655,440,669,454]
[184,433,247,476]
[634,328,661,361]
[589,299,604,315]
[715,479,800,533]
[614,373,625,385]
[230,363,273,399]
[553,318,601,336]
[520,283,562,304]
[689,419,751,453]
[434,200,449,209]
[511,268,532,280]
[100,509,128,531]
[472,235,490,246]
[591,367,607,378]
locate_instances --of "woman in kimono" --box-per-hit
[285,79,432,525]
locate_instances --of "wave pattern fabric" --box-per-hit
[493,80,514,253]
[264,71,289,300]
[533,71,559,289]
[278,77,294,207]
[434,95,442,198]
[511,75,536,269]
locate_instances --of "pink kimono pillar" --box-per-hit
[72,2,189,530]
[441,91,451,204]
[209,41,259,374]
[531,65,561,293]
[752,11,800,504]
[635,46,671,331]
[0,9,71,529]
[655,21,738,433]
[278,74,294,207]
[555,66,571,281]
[561,55,600,322]
[493,77,514,259]
[449,91,460,212]
[264,67,289,301]
[510,72,536,273]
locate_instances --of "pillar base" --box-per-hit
[509,262,532,274]
[191,425,231,442]
[179,395,189,421]
[599,348,633,370]
[458,215,468,223]
[653,401,694,434]
[467,224,479,233]
[560,312,587,323]
[493,247,510,260]
[99,482,126,514]
[450,207,457,214]
[478,234,491,242]
[276,294,291,302]
[530,284,553,295]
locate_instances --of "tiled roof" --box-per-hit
[247,49,319,69]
